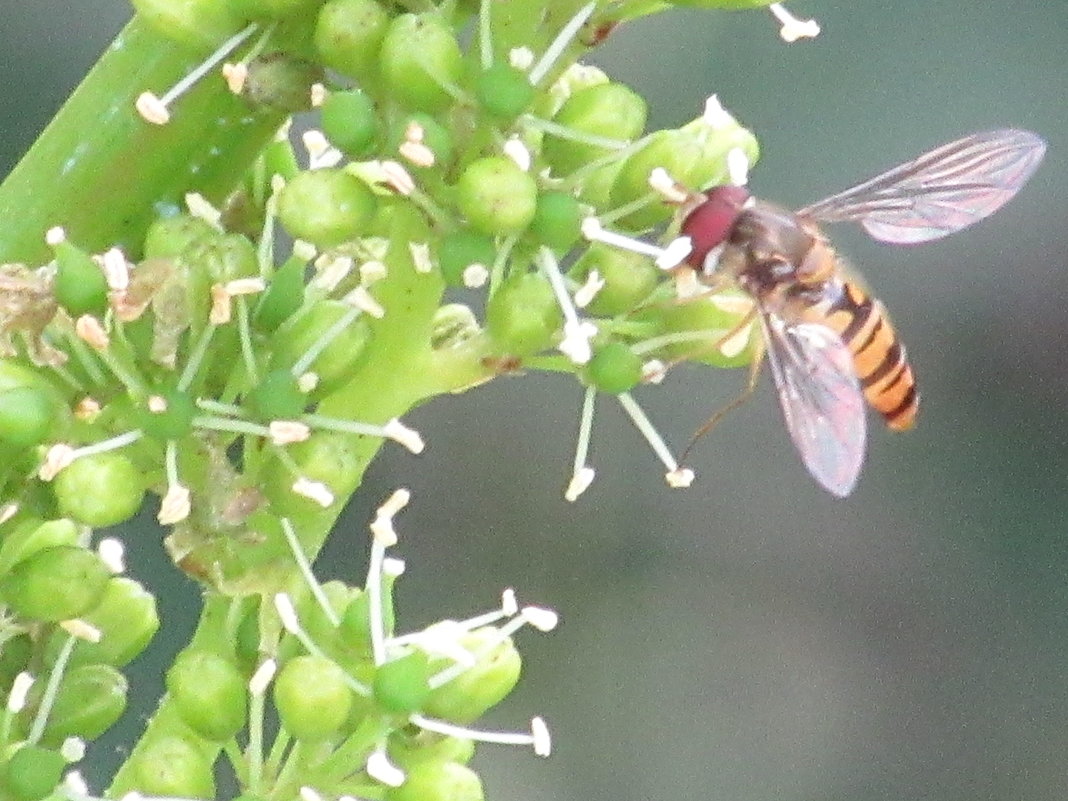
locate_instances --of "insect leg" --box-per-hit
[680,334,766,463]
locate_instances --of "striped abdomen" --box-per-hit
[813,280,919,430]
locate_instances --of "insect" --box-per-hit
[678,129,1046,497]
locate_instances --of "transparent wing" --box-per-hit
[761,313,867,497]
[798,129,1046,244]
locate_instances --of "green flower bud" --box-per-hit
[0,518,78,575]
[53,451,146,528]
[268,299,372,393]
[51,238,107,317]
[385,761,484,801]
[529,191,582,253]
[543,83,647,176]
[380,14,462,113]
[166,650,248,741]
[2,745,66,801]
[485,273,561,357]
[135,388,196,441]
[130,0,245,51]
[245,369,306,422]
[41,663,127,744]
[431,304,481,351]
[127,735,215,799]
[456,157,537,236]
[185,232,259,283]
[230,0,327,20]
[142,214,217,260]
[651,290,756,368]
[438,231,496,288]
[274,655,353,740]
[475,63,535,120]
[585,341,642,394]
[0,387,62,449]
[389,731,475,769]
[46,577,159,668]
[254,255,306,331]
[374,649,431,714]
[242,53,325,114]
[277,169,377,247]
[314,0,390,81]
[1,545,109,622]
[321,90,379,159]
[570,243,659,316]
[424,628,521,724]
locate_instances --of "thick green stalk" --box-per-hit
[0,16,286,264]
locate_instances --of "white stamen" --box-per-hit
[380,161,416,196]
[210,283,232,325]
[293,239,318,261]
[39,444,76,481]
[309,83,327,107]
[462,263,489,288]
[300,786,324,801]
[641,359,667,384]
[656,237,693,270]
[366,749,406,787]
[292,477,334,507]
[59,619,102,643]
[45,226,66,246]
[147,393,168,414]
[382,418,425,454]
[303,130,343,169]
[503,137,532,172]
[60,737,85,762]
[360,260,388,285]
[222,62,248,94]
[521,606,559,632]
[408,242,434,274]
[344,286,385,318]
[249,659,277,695]
[528,1,596,86]
[383,557,406,577]
[399,140,436,168]
[269,421,311,445]
[537,248,594,364]
[394,622,477,667]
[97,538,125,573]
[185,192,223,228]
[63,772,89,799]
[315,254,355,291]
[768,3,821,41]
[573,269,604,309]
[273,593,300,633]
[564,466,596,502]
[410,714,552,757]
[727,147,750,186]
[648,168,689,203]
[702,94,734,129]
[666,467,696,488]
[225,277,267,296]
[75,315,109,349]
[297,372,319,393]
[135,92,170,125]
[616,392,691,482]
[531,716,552,756]
[0,502,17,525]
[509,47,536,70]
[101,248,130,292]
[8,673,33,712]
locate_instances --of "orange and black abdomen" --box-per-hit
[823,281,919,430]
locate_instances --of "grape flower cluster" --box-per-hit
[0,0,817,798]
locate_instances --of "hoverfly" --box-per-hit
[678,129,1045,496]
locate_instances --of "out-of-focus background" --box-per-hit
[3,2,1068,799]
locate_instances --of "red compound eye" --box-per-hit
[681,185,749,268]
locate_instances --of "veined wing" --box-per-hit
[761,313,867,497]
[798,129,1046,244]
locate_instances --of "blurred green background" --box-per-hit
[3,2,1068,799]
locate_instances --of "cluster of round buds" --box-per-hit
[0,522,159,801]
[98,490,555,801]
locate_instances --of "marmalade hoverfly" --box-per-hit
[678,129,1045,497]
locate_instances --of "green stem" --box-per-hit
[0,16,286,264]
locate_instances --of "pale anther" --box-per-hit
[366,750,406,788]
[101,248,130,291]
[249,659,277,695]
[648,167,689,203]
[769,2,820,41]
[381,160,416,195]
[531,716,552,756]
[316,254,355,291]
[573,269,604,309]
[74,397,101,421]
[655,237,693,270]
[360,260,388,284]
[310,83,327,107]
[45,226,66,246]
[383,557,405,577]
[409,242,434,274]
[641,359,667,384]
[292,477,334,507]
[297,372,319,393]
[0,503,18,525]
[222,62,248,94]
[210,284,233,325]
[521,606,559,632]
[8,673,33,712]
[60,619,102,643]
[64,772,89,799]
[185,192,223,228]
[564,466,596,502]
[135,92,170,125]
[158,484,192,525]
[60,738,85,762]
[303,130,343,169]
[727,147,750,186]
[463,263,489,287]
[503,137,532,172]
[300,787,324,801]
[97,538,125,573]
[39,444,76,481]
[502,588,519,616]
[270,421,311,445]
[666,467,696,488]
[509,46,535,70]
[345,286,385,318]
[273,593,301,633]
[383,418,425,454]
[702,95,734,129]
[398,140,435,168]
[75,315,109,349]
[225,277,267,295]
